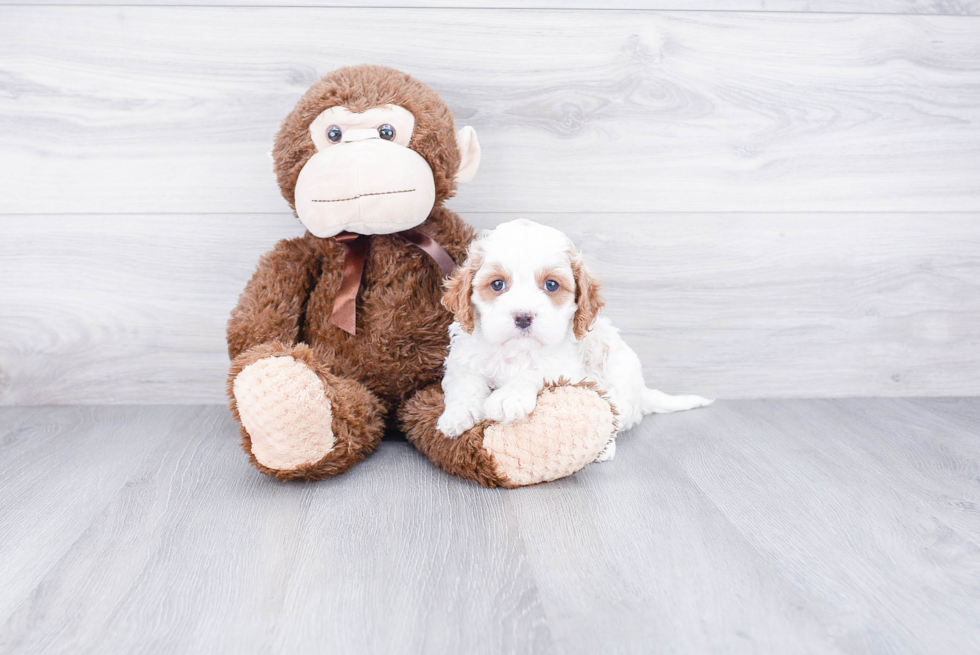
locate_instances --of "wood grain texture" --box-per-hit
[0,405,552,655]
[0,214,305,405]
[1,8,979,214]
[2,212,977,405]
[510,397,980,654]
[2,2,978,14]
[0,406,217,627]
[1,400,978,653]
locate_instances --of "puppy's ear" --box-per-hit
[571,251,604,340]
[442,247,483,334]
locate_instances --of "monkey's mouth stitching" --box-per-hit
[313,189,415,203]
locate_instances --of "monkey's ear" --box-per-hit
[442,249,482,333]
[571,253,605,340]
[454,126,481,184]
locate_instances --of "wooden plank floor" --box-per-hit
[1,399,978,654]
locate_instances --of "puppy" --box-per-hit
[436,219,712,460]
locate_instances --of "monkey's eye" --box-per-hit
[544,280,560,293]
[490,279,506,292]
[327,125,343,143]
[377,124,396,141]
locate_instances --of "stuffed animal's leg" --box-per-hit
[228,342,386,481]
[399,380,616,488]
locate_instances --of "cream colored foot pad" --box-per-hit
[233,356,335,471]
[483,386,615,486]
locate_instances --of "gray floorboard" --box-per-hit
[1,400,978,654]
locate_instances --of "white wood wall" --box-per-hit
[1,3,978,404]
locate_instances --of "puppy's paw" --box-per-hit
[484,386,538,424]
[437,403,484,439]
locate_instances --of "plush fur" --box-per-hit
[437,219,714,459]
[273,65,462,211]
[228,204,473,407]
[227,341,386,481]
[397,384,511,488]
[228,66,476,479]
[229,65,621,486]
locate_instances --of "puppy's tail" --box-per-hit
[642,388,714,415]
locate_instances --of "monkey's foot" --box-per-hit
[228,343,385,481]
[399,381,616,488]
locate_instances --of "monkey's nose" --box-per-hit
[514,313,534,330]
[342,128,379,143]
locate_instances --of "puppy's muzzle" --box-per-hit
[514,312,534,330]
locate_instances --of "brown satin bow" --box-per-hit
[330,229,457,335]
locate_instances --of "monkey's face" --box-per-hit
[294,104,470,238]
[274,67,481,235]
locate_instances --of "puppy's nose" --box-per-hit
[514,313,534,330]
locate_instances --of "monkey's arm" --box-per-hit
[227,236,320,360]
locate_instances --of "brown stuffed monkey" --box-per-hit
[227,65,616,487]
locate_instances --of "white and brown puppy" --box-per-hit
[437,219,712,460]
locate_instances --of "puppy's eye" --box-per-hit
[377,124,396,141]
[327,125,343,143]
[490,279,506,292]
[544,280,560,292]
